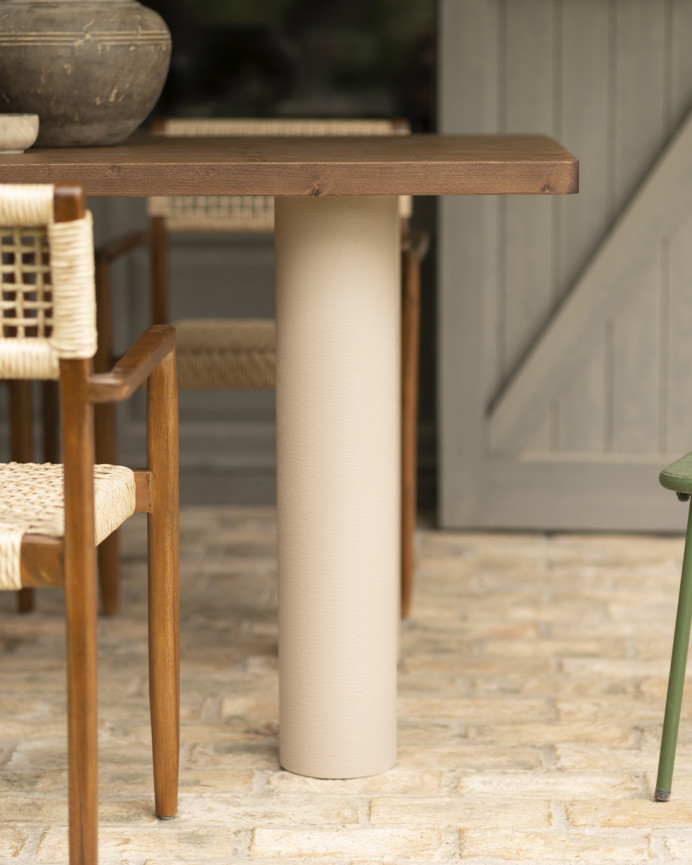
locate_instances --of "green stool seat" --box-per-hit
[660,452,692,496]
[656,452,692,801]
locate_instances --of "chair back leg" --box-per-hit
[400,245,421,619]
[146,349,180,817]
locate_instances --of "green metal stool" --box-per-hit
[656,452,692,801]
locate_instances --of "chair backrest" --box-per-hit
[147,117,413,233]
[0,183,97,381]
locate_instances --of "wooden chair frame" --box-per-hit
[4,185,179,864]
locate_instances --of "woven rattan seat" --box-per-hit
[0,463,136,589]
[1,183,179,865]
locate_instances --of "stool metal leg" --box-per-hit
[656,499,692,801]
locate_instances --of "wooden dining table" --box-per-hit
[0,133,578,780]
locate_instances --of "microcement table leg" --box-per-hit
[275,195,400,779]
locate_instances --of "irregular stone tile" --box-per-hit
[396,743,543,771]
[461,828,653,861]
[557,697,669,723]
[177,793,361,826]
[469,721,636,747]
[186,742,279,772]
[0,825,30,859]
[0,796,66,822]
[401,655,552,677]
[480,638,629,659]
[567,799,692,828]
[37,825,248,863]
[513,675,636,699]
[177,769,255,794]
[397,718,466,744]
[664,837,692,861]
[370,796,551,828]
[555,744,658,773]
[398,696,554,722]
[457,772,640,800]
[250,827,459,860]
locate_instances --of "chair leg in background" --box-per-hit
[400,245,421,620]
[146,350,180,818]
[95,403,119,615]
[42,380,60,462]
[94,257,120,615]
[656,499,692,801]
[10,380,35,613]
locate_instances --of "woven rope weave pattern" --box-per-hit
[0,184,54,227]
[0,463,137,590]
[0,185,97,378]
[175,319,275,389]
[157,118,405,138]
[48,211,97,361]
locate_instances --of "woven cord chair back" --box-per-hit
[147,117,413,232]
[0,183,97,379]
[0,183,109,591]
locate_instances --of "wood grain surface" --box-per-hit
[0,133,578,197]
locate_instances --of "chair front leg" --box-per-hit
[65,554,99,865]
[61,357,99,865]
[656,499,692,801]
[146,348,180,817]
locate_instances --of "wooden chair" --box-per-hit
[0,182,179,864]
[95,117,429,619]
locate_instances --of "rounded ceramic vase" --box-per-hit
[0,0,171,146]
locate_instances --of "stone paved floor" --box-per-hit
[3,506,692,863]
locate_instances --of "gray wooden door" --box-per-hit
[439,0,692,530]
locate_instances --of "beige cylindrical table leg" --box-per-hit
[275,195,400,779]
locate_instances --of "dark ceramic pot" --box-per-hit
[0,0,171,146]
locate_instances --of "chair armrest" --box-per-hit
[95,229,150,265]
[88,325,175,403]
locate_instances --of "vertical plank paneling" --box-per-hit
[671,0,692,131]
[501,0,556,451]
[559,0,611,292]
[557,0,611,452]
[665,0,692,455]
[613,1,668,211]
[438,0,500,525]
[502,0,556,385]
[666,214,692,455]
[610,0,667,452]
[611,261,661,452]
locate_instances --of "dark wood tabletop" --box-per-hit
[0,133,578,197]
